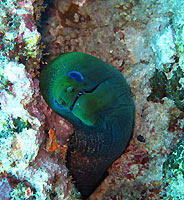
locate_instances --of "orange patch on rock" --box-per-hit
[46,128,68,159]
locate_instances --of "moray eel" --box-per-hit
[39,52,135,199]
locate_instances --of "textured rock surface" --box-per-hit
[1,0,184,199]
[40,0,184,199]
[0,0,73,199]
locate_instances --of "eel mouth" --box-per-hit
[70,83,101,111]
[70,91,85,111]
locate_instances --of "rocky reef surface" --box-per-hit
[0,0,184,199]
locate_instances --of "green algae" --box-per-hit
[0,115,32,138]
[148,12,184,112]
[12,117,32,133]
[0,75,13,95]
[10,182,37,200]
[162,138,184,199]
[0,114,14,139]
[148,66,184,111]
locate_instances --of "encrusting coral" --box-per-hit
[0,0,74,199]
[1,0,184,199]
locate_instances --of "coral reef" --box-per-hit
[147,67,184,111]
[39,0,184,199]
[0,0,73,199]
[162,138,184,199]
[1,0,184,199]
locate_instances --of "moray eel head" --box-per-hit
[40,53,115,126]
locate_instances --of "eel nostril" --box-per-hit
[53,98,66,110]
[57,97,66,106]
[66,86,74,93]
[60,99,66,105]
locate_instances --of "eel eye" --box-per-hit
[53,98,67,110]
[67,71,84,82]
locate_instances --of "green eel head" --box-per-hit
[39,52,115,126]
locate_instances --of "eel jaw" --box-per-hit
[69,80,102,112]
[70,91,85,111]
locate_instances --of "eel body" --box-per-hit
[39,52,135,199]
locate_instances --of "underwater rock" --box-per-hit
[1,0,184,199]
[39,0,184,199]
[163,138,184,199]
[0,0,74,199]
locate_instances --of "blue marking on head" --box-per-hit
[67,71,84,82]
[53,98,67,110]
